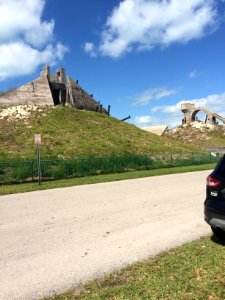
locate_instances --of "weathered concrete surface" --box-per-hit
[0,76,53,107]
[0,65,108,113]
[67,77,107,113]
[141,125,168,136]
[181,103,225,125]
[0,170,211,300]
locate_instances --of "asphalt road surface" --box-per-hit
[0,170,211,300]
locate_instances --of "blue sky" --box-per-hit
[1,0,225,128]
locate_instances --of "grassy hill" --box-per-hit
[166,123,225,149]
[0,105,198,161]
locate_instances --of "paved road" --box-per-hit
[0,170,211,300]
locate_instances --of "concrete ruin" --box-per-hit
[141,125,168,136]
[0,65,109,114]
[181,103,225,125]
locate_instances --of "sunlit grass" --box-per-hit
[43,236,225,300]
[0,106,199,161]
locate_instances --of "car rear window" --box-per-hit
[214,156,225,178]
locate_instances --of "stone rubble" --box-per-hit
[0,105,48,121]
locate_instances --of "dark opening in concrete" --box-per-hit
[52,89,60,106]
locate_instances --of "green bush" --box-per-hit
[11,161,33,181]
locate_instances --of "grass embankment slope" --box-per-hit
[0,106,198,160]
[166,123,225,148]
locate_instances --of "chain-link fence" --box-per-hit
[0,152,221,184]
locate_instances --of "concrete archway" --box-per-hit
[181,103,225,125]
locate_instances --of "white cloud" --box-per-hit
[189,69,201,78]
[84,42,97,57]
[134,115,153,126]
[133,87,177,106]
[0,42,66,80]
[151,92,225,127]
[0,0,67,81]
[85,0,218,58]
[134,114,174,127]
[153,92,225,114]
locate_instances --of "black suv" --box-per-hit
[204,155,225,238]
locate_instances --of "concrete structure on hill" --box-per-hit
[141,125,168,136]
[181,103,225,125]
[0,65,109,114]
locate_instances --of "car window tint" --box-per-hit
[214,156,225,177]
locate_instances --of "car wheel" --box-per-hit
[211,226,225,239]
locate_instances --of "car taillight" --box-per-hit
[207,175,221,187]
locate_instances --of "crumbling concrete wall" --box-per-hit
[67,77,107,113]
[0,66,109,114]
[0,76,53,107]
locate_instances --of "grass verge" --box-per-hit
[0,163,214,196]
[43,236,225,300]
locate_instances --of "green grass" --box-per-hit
[0,153,217,184]
[43,236,225,300]
[0,106,199,161]
[0,163,214,196]
[167,124,225,148]
[207,127,225,146]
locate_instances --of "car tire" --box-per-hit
[211,226,225,239]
